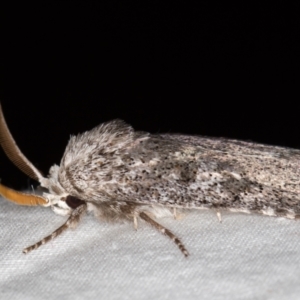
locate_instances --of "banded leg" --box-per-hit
[139,212,189,257]
[23,204,87,254]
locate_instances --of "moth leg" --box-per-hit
[172,208,185,220]
[173,208,177,219]
[133,214,138,230]
[216,211,222,223]
[23,204,87,254]
[139,212,189,257]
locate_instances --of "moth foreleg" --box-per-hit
[139,212,189,257]
[23,203,87,254]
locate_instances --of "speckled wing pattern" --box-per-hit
[57,120,300,219]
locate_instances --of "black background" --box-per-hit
[0,2,299,189]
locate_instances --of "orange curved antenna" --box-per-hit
[0,183,47,206]
[0,103,44,182]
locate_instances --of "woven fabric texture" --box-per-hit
[1,196,300,300]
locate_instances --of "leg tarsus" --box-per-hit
[139,212,189,257]
[23,204,87,254]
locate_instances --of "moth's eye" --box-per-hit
[65,195,85,209]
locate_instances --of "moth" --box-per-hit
[1,104,300,257]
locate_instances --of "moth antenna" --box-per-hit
[0,183,47,206]
[0,103,45,182]
[23,203,87,253]
[139,212,189,257]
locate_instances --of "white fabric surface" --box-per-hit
[1,195,300,300]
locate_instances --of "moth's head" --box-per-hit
[0,103,79,214]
